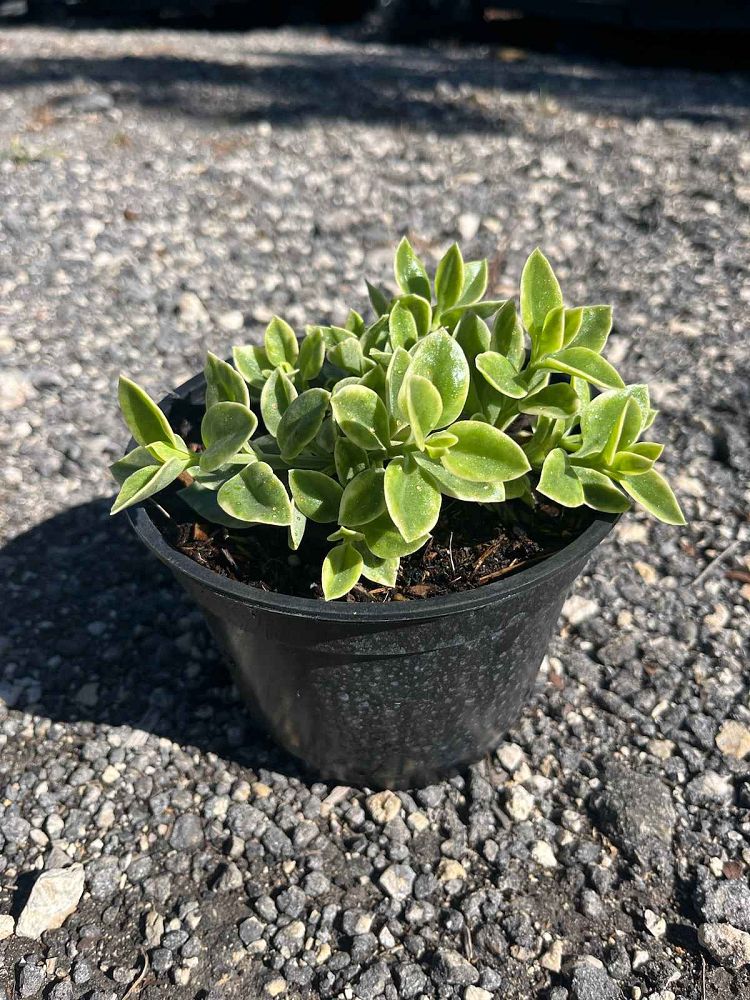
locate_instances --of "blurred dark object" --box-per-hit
[378,0,750,39]
[14,0,373,25]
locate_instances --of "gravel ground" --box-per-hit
[1,22,749,1000]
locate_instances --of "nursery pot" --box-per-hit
[126,370,616,789]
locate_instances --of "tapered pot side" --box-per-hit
[125,370,617,789]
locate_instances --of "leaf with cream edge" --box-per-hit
[322,543,364,601]
[264,316,298,367]
[111,457,189,514]
[402,375,443,450]
[288,470,343,523]
[384,456,442,543]
[276,387,330,460]
[339,468,386,527]
[331,385,390,451]
[408,330,470,426]
[537,449,584,507]
[434,243,464,318]
[394,237,431,300]
[620,469,685,525]
[204,352,250,409]
[442,421,530,483]
[520,248,563,337]
[199,402,258,473]
[117,377,177,448]
[217,463,292,525]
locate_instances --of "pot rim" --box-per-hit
[125,369,619,623]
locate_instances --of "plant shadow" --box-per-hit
[0,497,310,782]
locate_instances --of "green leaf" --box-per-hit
[232,344,271,394]
[217,462,292,525]
[145,439,193,464]
[537,448,584,507]
[535,304,565,359]
[321,543,363,601]
[327,526,364,544]
[629,441,664,462]
[456,259,488,307]
[356,544,399,588]
[409,330,470,426]
[618,391,649,450]
[204,352,251,409]
[276,387,331,460]
[424,430,458,458]
[389,301,419,351]
[360,315,390,356]
[569,305,613,353]
[288,502,307,550]
[339,467,386,527]
[442,420,531,483]
[562,307,583,347]
[362,510,431,559]
[397,294,432,339]
[334,437,370,484]
[394,237,431,300]
[384,456,442,543]
[434,243,464,316]
[386,347,411,424]
[491,300,526,370]
[117,376,177,448]
[110,445,159,486]
[576,390,630,461]
[328,337,366,375]
[575,467,631,513]
[454,312,491,363]
[475,352,527,399]
[403,375,443,450]
[620,468,685,525]
[298,328,326,381]
[539,347,625,390]
[288,469,343,523]
[320,325,358,348]
[264,316,298,367]
[345,309,365,336]
[611,451,655,475]
[520,383,580,419]
[199,402,258,473]
[111,457,188,515]
[178,482,250,528]
[260,367,298,436]
[366,281,391,318]
[414,453,506,502]
[331,385,390,451]
[441,299,505,330]
[520,248,563,336]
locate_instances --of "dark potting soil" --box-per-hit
[154,393,593,602]
[159,499,590,603]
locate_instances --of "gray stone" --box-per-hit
[394,962,427,998]
[432,948,480,986]
[697,880,750,931]
[18,965,45,998]
[570,962,624,1000]
[698,923,750,969]
[379,864,416,901]
[594,764,675,861]
[170,814,204,851]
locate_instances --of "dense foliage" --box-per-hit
[111,241,684,599]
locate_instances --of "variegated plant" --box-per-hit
[111,240,684,599]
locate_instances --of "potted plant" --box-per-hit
[111,241,684,788]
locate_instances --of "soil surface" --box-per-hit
[168,495,588,601]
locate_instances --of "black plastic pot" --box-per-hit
[126,370,616,789]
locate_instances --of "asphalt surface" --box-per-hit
[0,23,749,1000]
